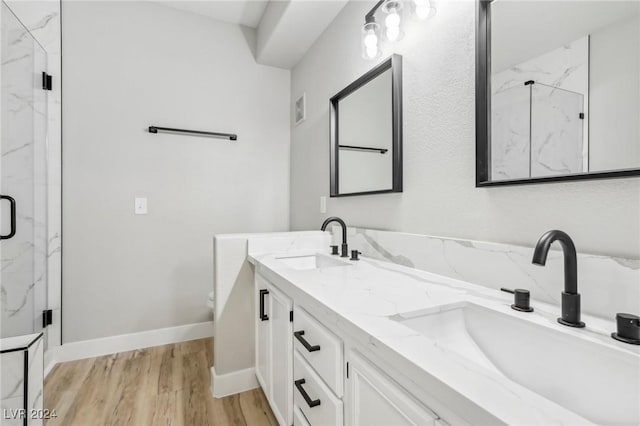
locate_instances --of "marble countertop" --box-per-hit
[248,247,640,425]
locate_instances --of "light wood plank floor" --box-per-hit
[44,338,277,426]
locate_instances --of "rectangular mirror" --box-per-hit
[476,0,640,186]
[330,54,402,196]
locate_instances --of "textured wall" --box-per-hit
[62,1,290,342]
[290,0,640,259]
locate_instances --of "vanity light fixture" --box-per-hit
[383,1,403,42]
[361,0,434,60]
[361,17,381,59]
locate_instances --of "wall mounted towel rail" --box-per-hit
[148,126,237,140]
[338,144,388,154]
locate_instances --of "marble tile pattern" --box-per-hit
[1,1,62,348]
[247,231,331,256]
[329,227,640,321]
[490,84,531,180]
[0,333,43,426]
[530,83,585,177]
[250,244,640,425]
[1,1,44,338]
[491,36,589,179]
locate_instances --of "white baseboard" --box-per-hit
[210,366,258,398]
[46,321,214,376]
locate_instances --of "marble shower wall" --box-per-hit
[0,333,44,426]
[2,1,62,348]
[331,227,640,321]
[491,36,589,180]
[1,2,44,339]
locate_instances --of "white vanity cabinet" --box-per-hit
[345,350,439,426]
[255,273,293,426]
[292,306,344,426]
[255,274,270,393]
[255,273,448,426]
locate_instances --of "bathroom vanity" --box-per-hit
[246,234,640,426]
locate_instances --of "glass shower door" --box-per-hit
[491,84,532,181]
[1,2,49,341]
[530,83,585,177]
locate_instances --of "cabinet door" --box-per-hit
[255,274,270,394]
[293,405,312,426]
[345,351,438,426]
[268,283,293,426]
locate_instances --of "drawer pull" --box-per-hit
[259,289,269,321]
[294,379,321,408]
[294,331,321,352]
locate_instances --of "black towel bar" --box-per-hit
[338,144,387,154]
[148,126,237,140]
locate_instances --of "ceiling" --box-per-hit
[160,1,270,28]
[154,0,348,69]
[492,0,640,72]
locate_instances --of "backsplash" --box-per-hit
[330,227,640,321]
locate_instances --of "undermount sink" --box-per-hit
[275,253,351,270]
[396,302,640,425]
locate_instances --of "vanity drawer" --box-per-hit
[294,350,343,426]
[293,306,343,396]
[293,405,311,426]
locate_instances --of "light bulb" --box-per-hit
[414,0,430,20]
[386,26,400,42]
[361,19,380,59]
[364,30,378,49]
[362,21,379,59]
[387,24,401,41]
[384,5,402,42]
[385,9,401,28]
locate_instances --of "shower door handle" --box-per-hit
[0,195,16,240]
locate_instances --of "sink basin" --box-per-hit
[275,254,351,270]
[396,302,640,425]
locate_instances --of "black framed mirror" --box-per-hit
[330,54,403,197]
[476,0,640,187]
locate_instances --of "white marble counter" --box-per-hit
[248,245,640,425]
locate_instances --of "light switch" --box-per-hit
[135,197,147,215]
[320,196,327,214]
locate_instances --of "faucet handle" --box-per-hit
[500,288,534,312]
[350,250,362,261]
[330,245,339,255]
[612,313,640,345]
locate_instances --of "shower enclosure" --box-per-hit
[1,2,49,344]
[491,81,586,181]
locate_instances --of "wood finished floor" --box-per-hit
[44,338,277,426]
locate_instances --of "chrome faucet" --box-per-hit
[321,217,348,257]
[532,230,585,328]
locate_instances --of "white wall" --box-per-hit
[62,1,290,343]
[590,15,640,172]
[290,0,640,259]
